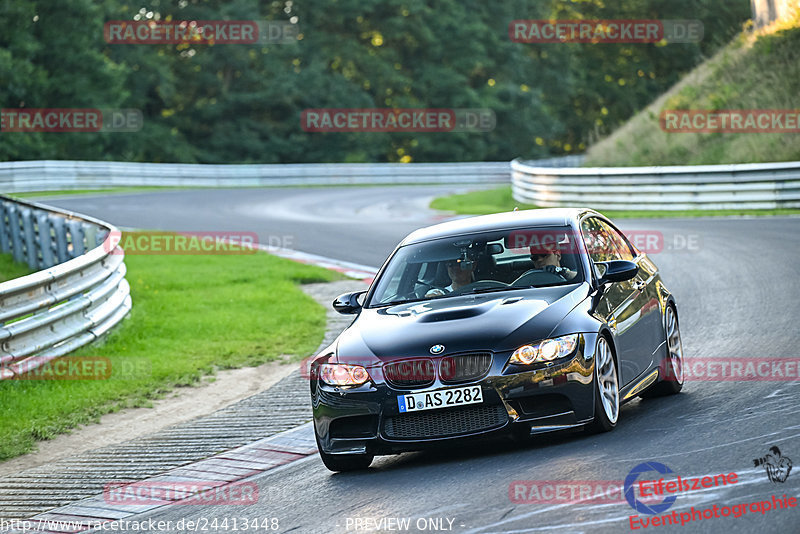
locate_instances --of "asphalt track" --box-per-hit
[43,187,800,533]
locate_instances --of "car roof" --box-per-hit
[401,208,601,245]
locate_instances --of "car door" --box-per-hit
[600,221,663,388]
[604,221,664,366]
[580,217,645,387]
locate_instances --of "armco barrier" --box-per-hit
[0,157,586,192]
[511,159,800,210]
[0,160,513,192]
[0,195,131,379]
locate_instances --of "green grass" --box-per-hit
[0,249,344,460]
[431,186,800,218]
[585,20,800,166]
[7,182,437,200]
[9,187,188,199]
[0,253,34,283]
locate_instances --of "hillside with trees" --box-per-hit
[585,17,800,165]
[0,0,750,163]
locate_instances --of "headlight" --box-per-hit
[510,334,579,365]
[319,363,370,386]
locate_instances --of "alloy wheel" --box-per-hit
[596,337,619,424]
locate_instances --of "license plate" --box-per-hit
[397,385,483,413]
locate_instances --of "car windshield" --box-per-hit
[368,226,584,307]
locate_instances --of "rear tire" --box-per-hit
[585,336,619,434]
[641,305,684,398]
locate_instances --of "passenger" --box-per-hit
[425,258,475,297]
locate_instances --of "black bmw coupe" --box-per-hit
[309,208,684,471]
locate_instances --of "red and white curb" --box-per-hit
[258,244,378,282]
[1,424,317,533]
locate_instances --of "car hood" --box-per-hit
[334,284,590,362]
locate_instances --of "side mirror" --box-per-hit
[596,260,638,285]
[332,291,365,314]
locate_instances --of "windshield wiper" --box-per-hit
[458,286,515,296]
[371,296,429,308]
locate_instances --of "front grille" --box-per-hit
[383,404,508,439]
[440,352,492,383]
[383,358,435,388]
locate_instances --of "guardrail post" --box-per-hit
[84,224,98,252]
[67,220,85,258]
[8,204,24,264]
[0,202,10,254]
[37,212,55,269]
[51,217,69,263]
[21,208,39,270]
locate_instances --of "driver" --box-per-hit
[425,258,475,297]
[530,245,578,281]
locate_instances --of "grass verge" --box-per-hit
[0,249,343,460]
[430,186,800,218]
[7,182,430,200]
[0,253,34,283]
[8,187,188,199]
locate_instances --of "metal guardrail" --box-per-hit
[517,155,586,168]
[512,159,800,210]
[9,154,791,380]
[0,160,514,191]
[0,155,585,379]
[0,195,131,379]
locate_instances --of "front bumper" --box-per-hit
[311,333,598,456]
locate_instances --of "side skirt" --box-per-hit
[620,369,659,402]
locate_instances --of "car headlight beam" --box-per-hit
[510,334,579,365]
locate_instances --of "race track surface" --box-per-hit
[43,187,800,534]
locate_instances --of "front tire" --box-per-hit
[314,429,374,472]
[318,450,374,472]
[641,305,684,398]
[585,336,619,434]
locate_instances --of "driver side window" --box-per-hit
[598,220,635,261]
[581,218,618,263]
